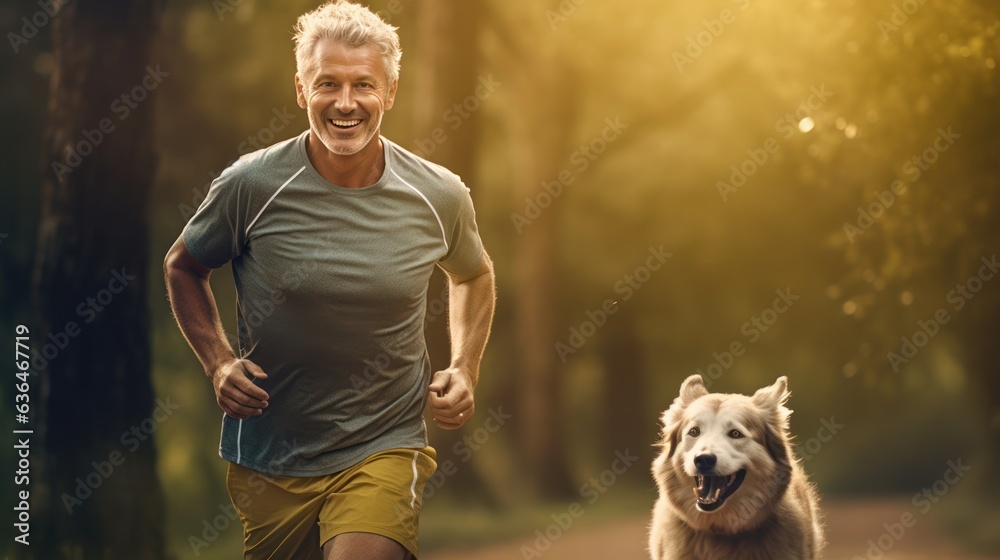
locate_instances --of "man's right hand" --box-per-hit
[212,358,270,419]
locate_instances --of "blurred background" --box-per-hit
[2,0,999,558]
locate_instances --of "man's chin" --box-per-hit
[316,128,376,157]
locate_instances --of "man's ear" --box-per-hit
[295,73,307,110]
[384,79,398,111]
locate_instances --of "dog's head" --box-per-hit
[652,375,794,533]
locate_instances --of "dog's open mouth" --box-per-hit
[693,469,747,512]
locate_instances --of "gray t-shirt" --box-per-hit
[182,130,484,476]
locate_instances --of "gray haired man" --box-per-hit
[164,2,495,558]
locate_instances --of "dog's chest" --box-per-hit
[681,530,797,560]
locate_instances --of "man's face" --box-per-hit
[295,39,397,157]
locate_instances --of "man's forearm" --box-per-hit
[164,258,236,377]
[446,260,496,385]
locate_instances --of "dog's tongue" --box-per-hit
[697,475,727,500]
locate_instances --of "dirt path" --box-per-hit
[424,499,997,560]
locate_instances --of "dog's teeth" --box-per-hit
[729,473,736,486]
[713,487,722,501]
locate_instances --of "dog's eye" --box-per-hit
[687,427,700,437]
[728,429,744,439]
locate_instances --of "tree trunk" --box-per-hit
[29,2,165,559]
[963,301,1000,496]
[507,52,580,500]
[411,0,505,505]
[598,306,656,472]
[412,0,481,374]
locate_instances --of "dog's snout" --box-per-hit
[694,454,717,473]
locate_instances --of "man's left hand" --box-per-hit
[428,368,475,429]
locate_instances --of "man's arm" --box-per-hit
[163,236,269,419]
[428,249,496,430]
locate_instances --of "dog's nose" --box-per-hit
[694,454,717,473]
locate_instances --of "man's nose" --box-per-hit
[335,86,358,112]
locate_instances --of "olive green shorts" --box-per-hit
[226,446,438,559]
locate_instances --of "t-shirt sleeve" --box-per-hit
[182,166,247,269]
[438,183,485,277]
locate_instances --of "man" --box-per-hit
[163,2,495,558]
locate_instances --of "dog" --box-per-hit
[649,375,823,559]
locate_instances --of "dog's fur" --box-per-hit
[649,375,823,560]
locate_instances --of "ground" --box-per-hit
[424,498,998,560]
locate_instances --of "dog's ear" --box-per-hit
[679,374,709,405]
[659,375,707,457]
[659,407,686,459]
[753,376,792,430]
[752,376,789,410]
[763,421,793,471]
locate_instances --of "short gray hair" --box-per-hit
[293,0,402,83]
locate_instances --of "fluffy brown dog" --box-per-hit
[649,375,823,559]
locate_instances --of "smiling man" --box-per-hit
[163,2,495,559]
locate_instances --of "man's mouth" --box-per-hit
[692,469,746,512]
[329,118,363,129]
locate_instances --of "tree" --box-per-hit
[409,0,506,505]
[488,0,582,499]
[29,2,166,558]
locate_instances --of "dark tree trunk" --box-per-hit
[598,306,656,472]
[412,0,481,374]
[963,301,1000,495]
[411,0,504,505]
[29,2,165,559]
[506,51,580,500]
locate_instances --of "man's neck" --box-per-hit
[306,132,385,189]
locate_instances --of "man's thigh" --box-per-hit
[227,462,326,560]
[226,447,436,559]
[323,532,410,560]
[317,447,437,558]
